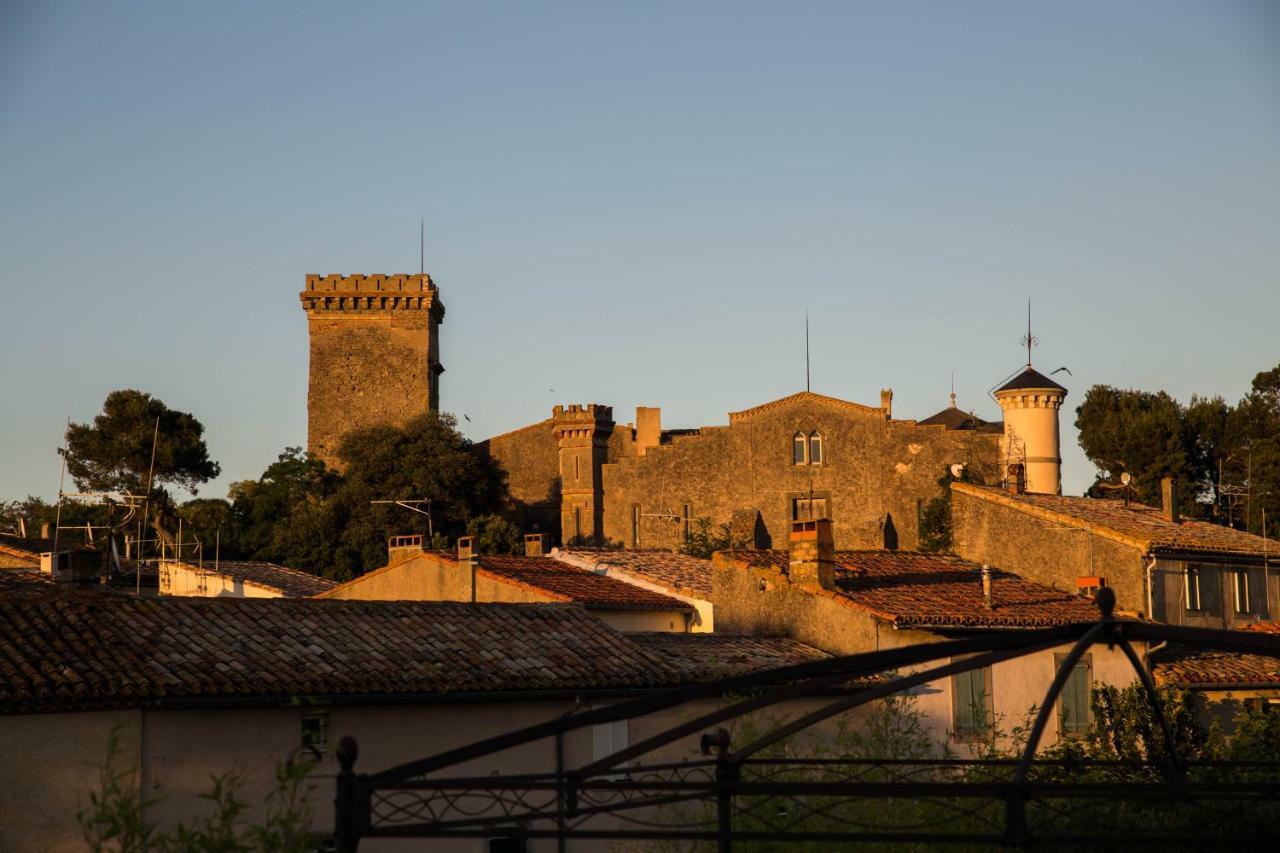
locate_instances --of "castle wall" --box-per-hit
[301,274,444,470]
[602,397,1000,551]
[478,419,562,537]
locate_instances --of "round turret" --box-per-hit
[993,366,1067,495]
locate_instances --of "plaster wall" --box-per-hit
[160,562,282,598]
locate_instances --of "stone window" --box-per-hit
[792,432,807,465]
[951,663,993,740]
[574,454,580,482]
[808,431,824,465]
[1055,653,1093,736]
[1234,570,1250,613]
[1184,567,1202,611]
[573,507,582,540]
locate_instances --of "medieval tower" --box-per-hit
[300,273,445,469]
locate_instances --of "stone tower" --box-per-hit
[300,273,445,469]
[553,404,614,544]
[994,366,1067,495]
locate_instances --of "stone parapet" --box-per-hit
[300,274,444,318]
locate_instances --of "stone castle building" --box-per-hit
[302,272,1068,547]
[300,273,444,468]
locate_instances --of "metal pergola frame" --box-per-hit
[333,591,1280,850]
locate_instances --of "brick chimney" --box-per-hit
[635,407,661,456]
[1161,477,1180,524]
[524,533,548,557]
[40,522,52,539]
[880,388,893,419]
[788,518,836,591]
[457,535,475,561]
[1006,463,1026,495]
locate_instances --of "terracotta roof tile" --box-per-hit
[721,550,1101,629]
[995,366,1068,393]
[628,632,830,678]
[555,548,712,598]
[1152,640,1280,688]
[954,483,1280,559]
[164,560,336,597]
[0,570,58,598]
[728,391,883,423]
[916,405,1002,433]
[0,596,689,714]
[437,553,692,611]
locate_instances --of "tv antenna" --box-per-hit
[805,312,811,393]
[419,218,425,278]
[371,499,434,539]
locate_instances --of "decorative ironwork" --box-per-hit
[334,589,1280,850]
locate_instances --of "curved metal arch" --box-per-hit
[335,602,1280,851]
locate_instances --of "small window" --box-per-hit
[792,433,807,465]
[808,432,823,465]
[1234,570,1251,613]
[301,712,329,754]
[592,719,630,777]
[1184,567,1202,611]
[1056,653,1093,736]
[682,504,691,542]
[952,663,993,739]
[574,454,580,482]
[573,507,582,540]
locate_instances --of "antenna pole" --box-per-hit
[805,313,811,393]
[420,218,425,278]
[1026,301,1032,366]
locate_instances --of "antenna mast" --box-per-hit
[420,218,425,278]
[805,313,811,393]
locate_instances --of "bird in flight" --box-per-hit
[1051,367,1072,376]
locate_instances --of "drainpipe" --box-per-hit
[1145,555,1157,622]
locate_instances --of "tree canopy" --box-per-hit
[65,390,220,497]
[1075,363,1280,533]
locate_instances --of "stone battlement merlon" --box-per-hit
[305,273,437,293]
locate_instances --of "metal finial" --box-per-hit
[1019,301,1038,366]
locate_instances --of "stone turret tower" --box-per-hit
[994,367,1067,495]
[553,404,614,544]
[300,273,445,469]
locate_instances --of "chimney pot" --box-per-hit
[788,518,836,590]
[524,533,548,557]
[981,564,993,609]
[1161,477,1180,523]
[40,522,52,539]
[457,536,475,561]
[880,388,893,419]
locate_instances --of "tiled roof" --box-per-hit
[0,533,93,560]
[0,597,691,715]
[995,366,1067,394]
[953,483,1280,559]
[0,570,58,598]
[720,550,1101,629]
[628,633,830,679]
[437,553,693,611]
[554,548,712,598]
[165,560,336,597]
[916,405,1002,433]
[728,391,883,423]
[1152,641,1280,689]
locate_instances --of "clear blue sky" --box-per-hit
[2,1,1278,503]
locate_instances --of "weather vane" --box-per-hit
[1019,301,1038,367]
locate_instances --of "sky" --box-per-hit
[2,1,1278,505]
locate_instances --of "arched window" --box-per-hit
[793,432,807,465]
[809,431,824,465]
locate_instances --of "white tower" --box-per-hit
[994,365,1067,495]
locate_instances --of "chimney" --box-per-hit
[880,388,893,419]
[524,533,548,557]
[457,535,475,562]
[40,522,52,539]
[635,407,661,456]
[788,518,836,591]
[1161,477,1180,524]
[388,533,425,563]
[1006,463,1026,495]
[981,564,993,609]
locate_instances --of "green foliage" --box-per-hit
[176,499,236,558]
[226,447,339,563]
[1075,362,1280,534]
[467,513,523,555]
[0,495,59,536]
[678,517,738,559]
[918,465,981,553]
[66,390,220,497]
[79,729,315,853]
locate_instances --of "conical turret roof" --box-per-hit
[995,366,1067,394]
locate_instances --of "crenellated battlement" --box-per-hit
[300,273,444,317]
